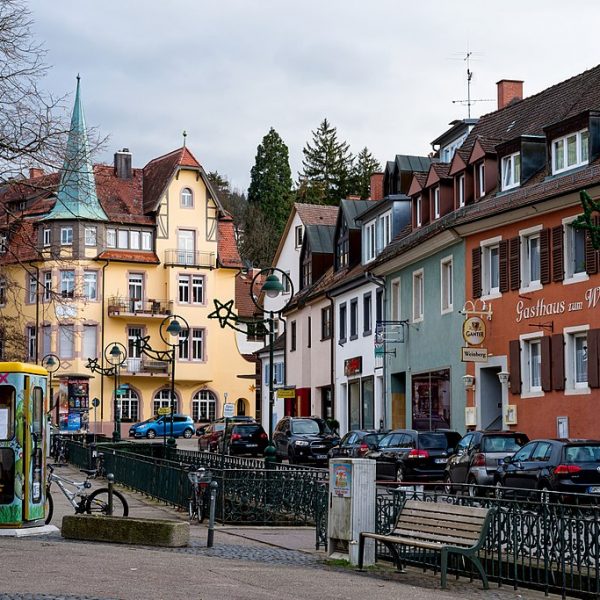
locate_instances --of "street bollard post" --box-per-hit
[107,472,114,516]
[207,480,218,548]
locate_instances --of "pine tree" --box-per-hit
[351,147,381,199]
[247,127,293,235]
[298,118,354,205]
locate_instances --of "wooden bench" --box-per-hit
[358,499,496,589]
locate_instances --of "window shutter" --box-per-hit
[499,240,509,293]
[539,228,551,284]
[509,237,520,290]
[509,340,521,394]
[585,218,599,275]
[540,336,552,392]
[552,225,564,282]
[551,333,565,391]
[472,247,482,298]
[588,329,600,389]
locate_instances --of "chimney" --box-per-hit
[114,148,132,179]
[370,172,384,200]
[497,79,523,110]
[29,167,44,179]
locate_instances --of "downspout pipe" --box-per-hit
[325,290,335,425]
[100,260,109,422]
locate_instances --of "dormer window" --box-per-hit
[458,175,465,208]
[364,220,376,263]
[180,188,193,208]
[501,152,521,191]
[477,162,486,198]
[433,186,440,219]
[552,129,589,174]
[295,225,303,248]
[416,195,422,227]
[302,253,312,288]
[336,219,349,269]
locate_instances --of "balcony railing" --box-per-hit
[125,356,169,375]
[164,249,216,269]
[107,297,173,318]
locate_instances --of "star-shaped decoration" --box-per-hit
[573,190,600,250]
[208,298,239,329]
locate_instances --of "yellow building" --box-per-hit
[0,78,254,437]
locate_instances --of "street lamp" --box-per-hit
[42,353,60,425]
[249,268,294,465]
[85,342,127,443]
[135,314,189,448]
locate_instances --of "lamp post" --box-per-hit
[134,315,189,448]
[85,343,127,443]
[42,353,61,425]
[249,268,294,465]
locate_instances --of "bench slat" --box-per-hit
[403,499,490,518]
[396,515,483,534]
[362,532,444,550]
[400,507,487,527]
[391,527,478,547]
[394,520,481,541]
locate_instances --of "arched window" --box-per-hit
[153,388,177,414]
[192,390,216,422]
[181,188,193,208]
[117,388,139,422]
[236,398,246,416]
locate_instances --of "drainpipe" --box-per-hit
[100,260,109,422]
[325,291,335,423]
[33,264,40,363]
[365,272,387,429]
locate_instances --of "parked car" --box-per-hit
[328,429,389,459]
[197,422,226,451]
[365,429,462,482]
[129,414,195,439]
[195,415,255,436]
[494,439,600,501]
[219,422,269,456]
[273,416,340,465]
[444,430,529,495]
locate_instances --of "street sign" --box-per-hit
[118,384,129,390]
[157,407,171,416]
[91,398,100,408]
[461,347,488,362]
[276,388,295,399]
[223,403,235,418]
[115,389,126,397]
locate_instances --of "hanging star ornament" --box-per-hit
[572,190,600,250]
[208,298,239,329]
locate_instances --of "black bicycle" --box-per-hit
[187,466,212,523]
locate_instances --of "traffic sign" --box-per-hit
[223,403,235,418]
[91,398,100,408]
[157,407,171,416]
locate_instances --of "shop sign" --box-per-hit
[157,407,171,416]
[276,387,296,399]
[515,286,600,322]
[461,347,488,362]
[344,357,362,377]
[462,316,486,346]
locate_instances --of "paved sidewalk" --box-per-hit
[0,464,559,600]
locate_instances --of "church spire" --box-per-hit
[45,76,108,221]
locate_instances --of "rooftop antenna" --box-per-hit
[450,49,494,118]
[182,130,187,147]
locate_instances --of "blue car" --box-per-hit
[129,414,195,439]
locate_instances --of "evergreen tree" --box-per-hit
[247,127,293,235]
[298,118,354,205]
[351,147,381,199]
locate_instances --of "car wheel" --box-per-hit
[539,483,552,504]
[183,428,193,439]
[443,474,454,495]
[396,464,406,483]
[288,450,297,465]
[494,480,505,500]
[467,476,480,498]
[146,429,156,439]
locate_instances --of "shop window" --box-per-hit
[411,369,450,430]
[192,390,216,422]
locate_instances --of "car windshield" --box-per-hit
[565,445,600,463]
[291,420,327,435]
[482,435,528,452]
[419,433,457,450]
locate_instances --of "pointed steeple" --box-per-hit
[45,76,108,221]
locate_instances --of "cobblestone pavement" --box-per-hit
[0,596,117,600]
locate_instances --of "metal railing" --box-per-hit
[123,356,169,374]
[164,249,216,269]
[107,297,173,317]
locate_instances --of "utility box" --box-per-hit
[327,458,376,566]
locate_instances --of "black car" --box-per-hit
[273,416,340,464]
[366,429,462,482]
[219,422,268,456]
[328,430,389,459]
[444,430,529,493]
[494,439,600,501]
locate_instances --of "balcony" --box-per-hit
[164,249,216,269]
[124,356,169,376]
[107,297,173,318]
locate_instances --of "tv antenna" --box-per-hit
[451,50,494,118]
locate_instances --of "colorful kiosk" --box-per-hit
[0,362,48,527]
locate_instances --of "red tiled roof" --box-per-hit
[295,203,339,226]
[218,217,243,268]
[0,220,39,264]
[96,250,160,264]
[235,270,264,317]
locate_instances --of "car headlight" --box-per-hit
[295,440,310,447]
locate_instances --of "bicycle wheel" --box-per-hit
[85,488,129,517]
[44,489,54,524]
[197,491,205,524]
[188,495,197,521]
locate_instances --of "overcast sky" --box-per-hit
[28,0,600,193]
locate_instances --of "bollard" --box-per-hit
[107,473,115,516]
[89,442,97,470]
[207,480,218,548]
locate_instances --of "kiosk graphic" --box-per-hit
[332,462,352,497]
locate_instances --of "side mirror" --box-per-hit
[502,455,512,464]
